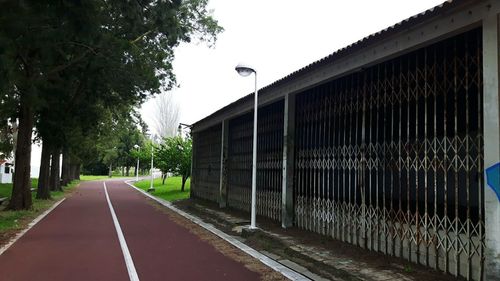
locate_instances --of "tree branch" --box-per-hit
[59,41,99,55]
[43,49,96,79]
[130,28,157,45]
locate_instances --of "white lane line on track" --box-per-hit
[124,180,310,281]
[103,182,140,281]
[0,198,66,257]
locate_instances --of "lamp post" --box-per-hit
[133,144,140,182]
[235,63,258,230]
[148,144,155,192]
[178,123,192,138]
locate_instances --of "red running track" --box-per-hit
[0,180,262,281]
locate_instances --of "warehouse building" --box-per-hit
[190,1,500,279]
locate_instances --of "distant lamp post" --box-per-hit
[148,144,155,192]
[133,144,140,182]
[235,63,258,230]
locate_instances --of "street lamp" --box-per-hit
[148,144,155,192]
[133,144,140,182]
[178,123,192,138]
[235,62,258,230]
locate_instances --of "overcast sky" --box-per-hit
[140,0,446,133]
[31,0,446,171]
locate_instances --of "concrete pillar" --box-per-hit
[482,15,500,280]
[219,120,229,208]
[282,93,296,228]
[190,132,197,199]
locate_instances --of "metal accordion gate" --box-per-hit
[191,124,222,203]
[294,28,485,280]
[227,101,284,221]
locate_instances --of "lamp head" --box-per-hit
[235,63,256,77]
[133,144,140,149]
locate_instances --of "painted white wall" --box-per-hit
[0,163,13,184]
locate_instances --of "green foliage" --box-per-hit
[116,121,145,170]
[1,0,223,103]
[0,0,222,209]
[0,123,12,159]
[155,136,192,179]
[81,108,149,175]
[135,176,190,202]
[130,139,157,170]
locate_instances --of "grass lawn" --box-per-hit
[0,179,38,199]
[135,176,190,202]
[80,174,136,181]
[0,179,79,234]
[80,175,110,181]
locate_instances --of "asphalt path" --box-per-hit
[0,180,262,281]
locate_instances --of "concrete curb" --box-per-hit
[0,198,66,256]
[124,180,311,281]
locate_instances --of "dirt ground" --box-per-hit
[173,198,464,281]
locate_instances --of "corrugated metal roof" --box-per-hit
[193,0,466,128]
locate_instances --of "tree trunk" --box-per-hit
[61,149,71,186]
[9,96,34,210]
[162,173,167,185]
[121,166,124,176]
[126,166,130,177]
[75,164,80,180]
[70,163,76,180]
[36,142,52,199]
[108,164,112,178]
[49,147,61,191]
[181,175,187,192]
[69,164,78,180]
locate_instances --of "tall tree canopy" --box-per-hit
[0,0,222,209]
[151,93,180,138]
